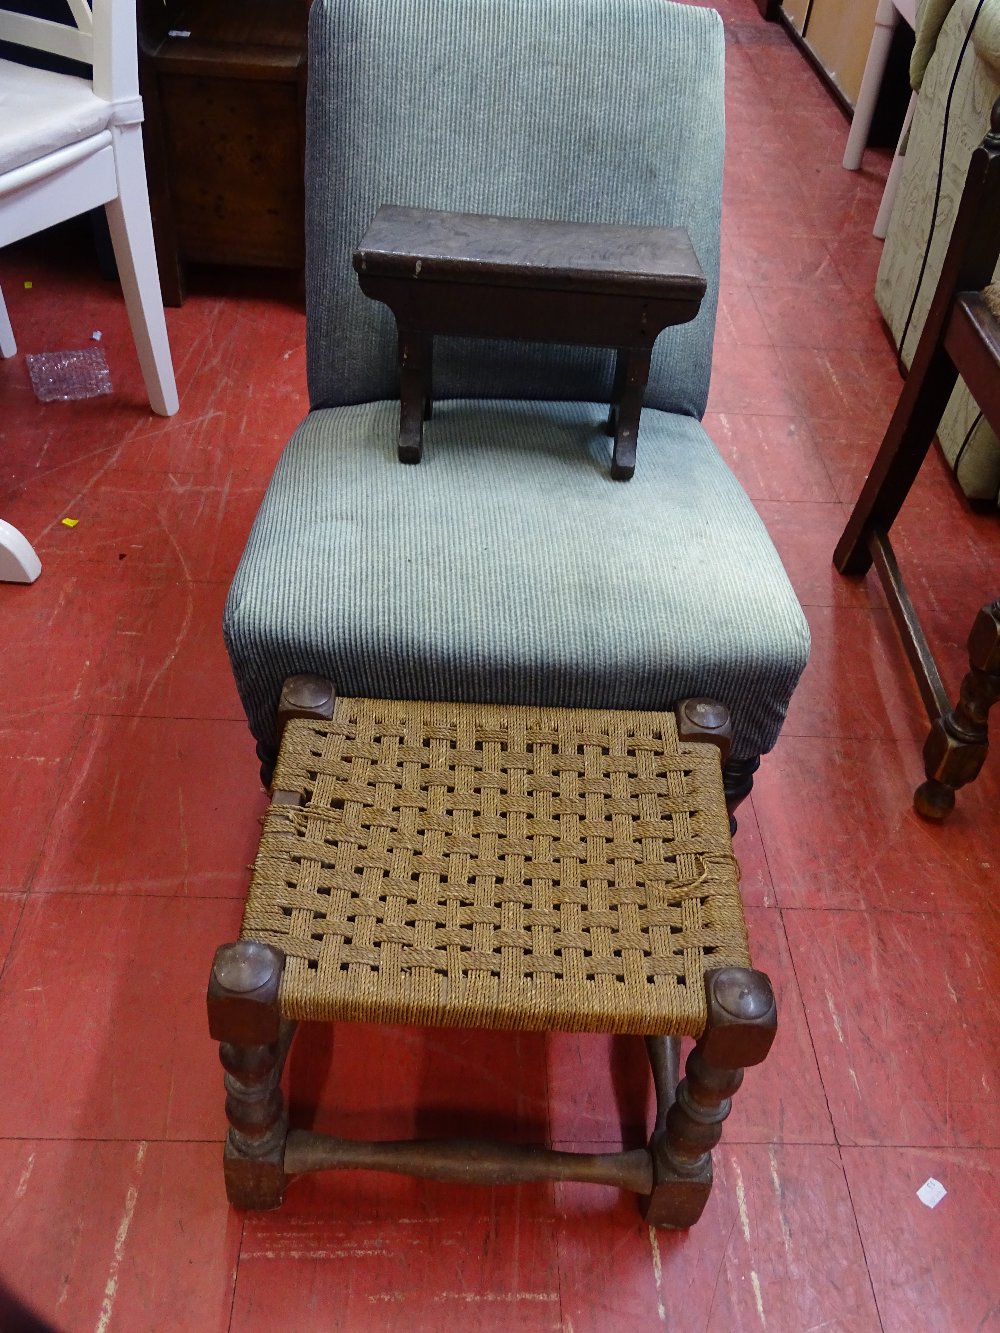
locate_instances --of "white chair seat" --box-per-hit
[1,0,180,582]
[0,59,111,175]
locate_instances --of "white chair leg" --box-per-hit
[874,89,917,238]
[0,520,41,583]
[105,123,179,417]
[0,285,16,358]
[843,0,900,171]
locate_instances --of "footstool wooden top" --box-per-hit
[240,698,750,1036]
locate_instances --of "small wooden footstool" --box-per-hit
[208,679,776,1228]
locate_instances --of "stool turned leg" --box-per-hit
[675,698,732,761]
[675,698,758,832]
[258,674,337,788]
[643,967,776,1229]
[914,599,1000,821]
[208,941,291,1209]
[721,755,760,835]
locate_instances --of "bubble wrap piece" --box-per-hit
[26,348,113,402]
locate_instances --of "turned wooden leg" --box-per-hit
[398,328,431,463]
[675,699,756,832]
[914,599,1000,821]
[208,940,292,1209]
[258,673,337,787]
[722,755,760,834]
[643,967,777,1229]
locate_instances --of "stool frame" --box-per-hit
[208,677,777,1229]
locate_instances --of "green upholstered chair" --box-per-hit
[213,0,812,1228]
[223,0,809,813]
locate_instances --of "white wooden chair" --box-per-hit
[0,0,179,581]
[842,0,919,239]
[0,519,41,582]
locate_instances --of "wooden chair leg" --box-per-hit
[258,673,337,787]
[914,599,1000,820]
[835,104,1000,580]
[208,941,292,1209]
[642,967,776,1229]
[0,519,42,584]
[104,124,179,417]
[0,283,16,357]
[833,342,956,578]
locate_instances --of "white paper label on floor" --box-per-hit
[917,1178,947,1208]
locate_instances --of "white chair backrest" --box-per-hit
[0,0,138,104]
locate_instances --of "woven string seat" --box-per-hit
[240,697,751,1037]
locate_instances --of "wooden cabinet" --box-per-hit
[139,0,310,305]
[780,0,880,107]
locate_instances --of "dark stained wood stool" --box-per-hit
[208,677,776,1228]
[835,99,1000,820]
[352,206,707,480]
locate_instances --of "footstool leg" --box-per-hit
[643,967,777,1229]
[605,348,629,435]
[258,674,337,788]
[208,941,291,1209]
[675,698,733,759]
[398,328,431,463]
[721,755,760,833]
[607,347,651,481]
[675,699,758,833]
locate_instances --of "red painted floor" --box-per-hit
[2,2,999,1329]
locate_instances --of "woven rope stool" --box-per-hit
[208,676,776,1229]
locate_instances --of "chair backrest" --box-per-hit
[0,0,137,104]
[305,0,725,419]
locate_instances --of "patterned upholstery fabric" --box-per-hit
[225,401,810,762]
[224,0,810,762]
[878,0,1000,502]
[304,0,723,420]
[912,0,958,88]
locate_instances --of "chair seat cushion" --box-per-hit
[0,60,110,176]
[224,401,810,761]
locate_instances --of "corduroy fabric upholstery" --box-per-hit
[304,0,724,420]
[224,401,810,762]
[224,0,809,769]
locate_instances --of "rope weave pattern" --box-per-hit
[982,282,1000,322]
[240,698,751,1035]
